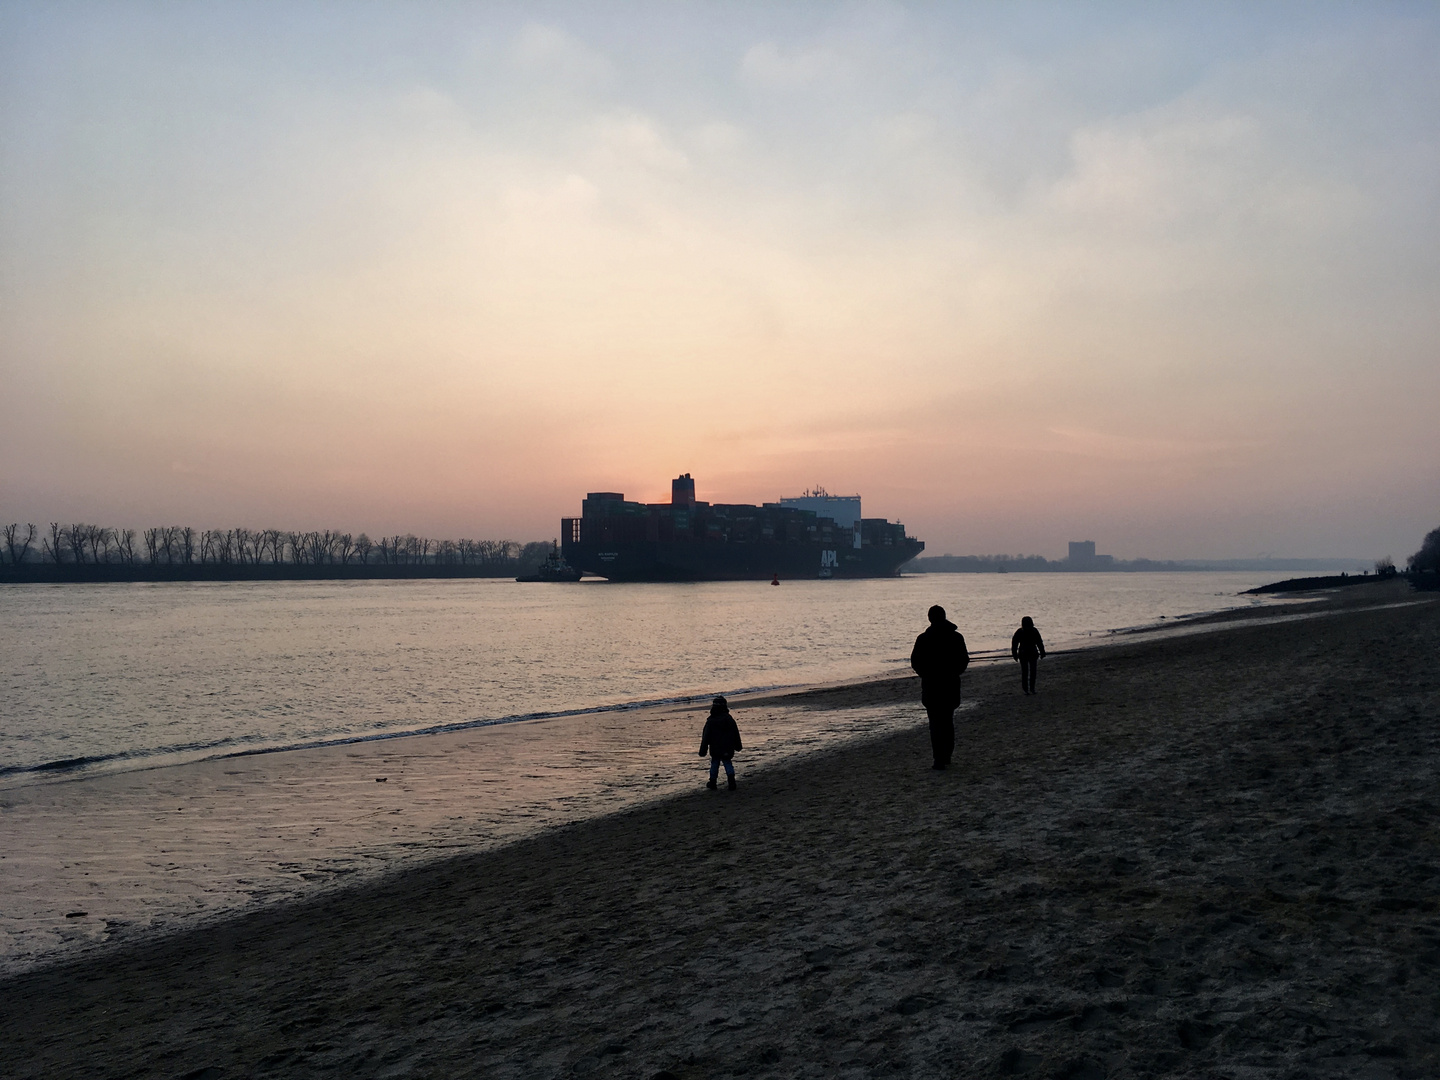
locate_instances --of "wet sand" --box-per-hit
[0,692,917,975]
[4,581,1439,1079]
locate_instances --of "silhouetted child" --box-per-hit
[699,695,742,790]
[1011,616,1046,694]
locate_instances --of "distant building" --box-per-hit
[1066,540,1114,570]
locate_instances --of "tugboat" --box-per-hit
[516,541,583,583]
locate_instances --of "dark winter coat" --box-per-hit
[1011,625,1046,659]
[700,710,742,761]
[911,620,970,709]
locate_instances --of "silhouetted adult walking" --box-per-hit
[1011,616,1046,695]
[910,605,969,770]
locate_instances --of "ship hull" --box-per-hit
[561,538,923,582]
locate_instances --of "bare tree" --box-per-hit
[87,525,112,564]
[159,526,179,565]
[4,516,556,576]
[61,525,83,564]
[4,523,37,564]
[518,540,551,572]
[43,523,65,564]
[76,524,100,564]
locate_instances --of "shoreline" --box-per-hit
[4,584,1438,1077]
[0,582,1412,976]
[0,680,920,977]
[1,575,1328,791]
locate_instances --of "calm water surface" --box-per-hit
[1,572,1299,783]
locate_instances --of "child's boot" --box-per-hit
[727,775,737,790]
[706,778,717,790]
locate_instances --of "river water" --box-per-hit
[1,572,1304,786]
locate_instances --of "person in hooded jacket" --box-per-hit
[699,695,743,790]
[1011,616,1046,695]
[910,605,970,770]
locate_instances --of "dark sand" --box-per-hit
[4,581,1439,1079]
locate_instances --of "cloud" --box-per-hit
[2,3,1436,556]
[690,120,746,155]
[1045,108,1366,238]
[509,23,612,84]
[739,40,846,90]
[1044,426,1259,464]
[589,113,689,174]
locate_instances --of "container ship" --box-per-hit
[561,474,924,581]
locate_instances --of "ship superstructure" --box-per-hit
[561,473,923,581]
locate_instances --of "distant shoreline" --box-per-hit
[1,563,1371,584]
[0,563,533,584]
[907,555,1371,574]
[1246,572,1399,594]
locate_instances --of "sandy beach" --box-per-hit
[3,580,1438,1079]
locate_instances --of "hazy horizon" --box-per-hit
[3,3,1437,563]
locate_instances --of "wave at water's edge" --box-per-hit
[0,683,800,786]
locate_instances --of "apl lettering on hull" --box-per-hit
[562,474,923,582]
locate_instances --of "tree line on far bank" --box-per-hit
[1411,527,1440,575]
[0,522,553,576]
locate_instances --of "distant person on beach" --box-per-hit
[910,606,970,770]
[1011,616,1046,695]
[699,696,743,790]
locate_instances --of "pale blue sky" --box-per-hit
[2,2,1436,558]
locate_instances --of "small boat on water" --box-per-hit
[516,543,583,583]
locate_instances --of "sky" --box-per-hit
[1,2,1436,561]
